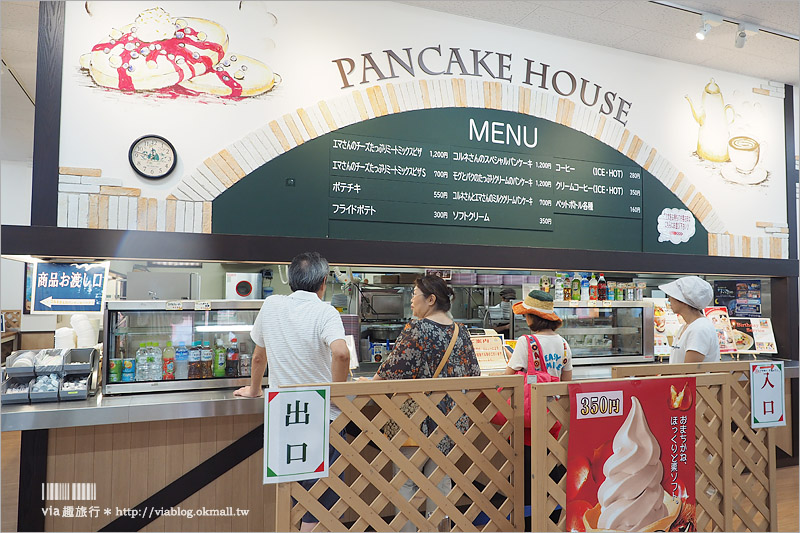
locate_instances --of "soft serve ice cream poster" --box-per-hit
[566,378,696,532]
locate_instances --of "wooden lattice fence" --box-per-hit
[276,376,525,532]
[611,362,778,532]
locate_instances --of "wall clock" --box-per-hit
[128,135,177,179]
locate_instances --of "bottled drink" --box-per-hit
[607,281,616,301]
[226,338,240,377]
[562,274,572,301]
[571,274,581,301]
[162,341,175,380]
[201,341,214,379]
[580,274,590,301]
[598,273,607,300]
[135,342,148,381]
[239,341,251,377]
[150,342,163,380]
[213,338,227,377]
[174,342,189,380]
[589,273,598,300]
[188,341,203,379]
[553,273,564,301]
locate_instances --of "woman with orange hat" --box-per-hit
[504,289,573,382]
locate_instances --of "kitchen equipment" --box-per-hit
[360,290,404,320]
[366,324,404,342]
[225,273,263,300]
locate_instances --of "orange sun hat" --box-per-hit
[512,289,561,321]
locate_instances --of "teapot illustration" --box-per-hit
[686,78,735,162]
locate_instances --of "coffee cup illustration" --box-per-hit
[728,136,760,174]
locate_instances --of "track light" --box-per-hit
[695,13,723,41]
[735,23,758,49]
[696,22,711,40]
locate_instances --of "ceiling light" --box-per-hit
[735,23,759,49]
[696,22,711,40]
[695,12,723,41]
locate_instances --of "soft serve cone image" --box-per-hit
[583,396,681,532]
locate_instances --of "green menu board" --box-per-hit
[213,108,708,256]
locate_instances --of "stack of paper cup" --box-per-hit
[55,327,77,349]
[70,314,98,349]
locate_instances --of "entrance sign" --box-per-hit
[750,362,785,428]
[566,378,696,532]
[31,262,109,314]
[264,387,331,484]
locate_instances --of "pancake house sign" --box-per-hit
[331,46,635,126]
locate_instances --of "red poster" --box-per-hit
[565,378,696,532]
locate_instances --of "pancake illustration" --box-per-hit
[179,53,277,97]
[79,7,278,99]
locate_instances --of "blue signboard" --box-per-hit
[31,262,109,314]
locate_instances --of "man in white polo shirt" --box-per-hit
[235,251,349,531]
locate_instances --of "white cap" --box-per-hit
[658,276,713,310]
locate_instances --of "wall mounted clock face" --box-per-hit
[129,135,177,179]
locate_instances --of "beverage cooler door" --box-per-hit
[103,300,263,395]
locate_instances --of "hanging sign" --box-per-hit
[264,387,331,484]
[31,262,109,313]
[750,362,785,428]
[566,378,696,532]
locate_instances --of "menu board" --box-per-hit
[213,108,709,256]
[471,335,510,371]
[730,318,778,354]
[703,307,738,354]
[329,133,642,232]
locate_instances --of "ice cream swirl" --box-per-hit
[596,396,668,531]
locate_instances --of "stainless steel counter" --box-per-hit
[3,356,796,432]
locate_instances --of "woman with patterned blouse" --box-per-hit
[365,274,480,531]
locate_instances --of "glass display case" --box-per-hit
[103,300,262,395]
[511,301,654,365]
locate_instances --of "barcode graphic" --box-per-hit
[42,483,96,501]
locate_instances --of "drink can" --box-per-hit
[626,284,635,301]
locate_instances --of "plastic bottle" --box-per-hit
[571,274,581,301]
[580,273,590,301]
[226,337,240,377]
[162,341,175,380]
[201,341,214,379]
[213,338,227,378]
[135,342,148,381]
[188,341,203,379]
[174,342,189,380]
[598,273,607,301]
[239,341,251,377]
[553,273,564,301]
[607,281,616,301]
[562,273,572,301]
[150,342,163,380]
[589,273,598,300]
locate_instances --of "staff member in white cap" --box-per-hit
[658,276,720,364]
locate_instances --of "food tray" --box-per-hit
[4,350,38,378]
[59,374,91,401]
[34,349,65,375]
[63,348,96,375]
[1,377,33,404]
[502,275,527,285]
[476,274,504,285]
[30,375,61,403]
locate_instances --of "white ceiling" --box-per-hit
[0,1,798,162]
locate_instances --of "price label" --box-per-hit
[165,300,184,311]
[576,390,624,420]
[195,300,212,310]
[602,301,613,307]
[588,300,598,307]
[569,300,579,307]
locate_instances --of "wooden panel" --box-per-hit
[92,424,114,531]
[52,427,76,532]
[198,417,216,532]
[215,415,234,533]
[1,431,21,533]
[181,419,201,531]
[163,419,184,532]
[111,424,132,524]
[143,421,167,533]
[230,416,252,532]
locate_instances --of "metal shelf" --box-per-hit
[559,326,641,335]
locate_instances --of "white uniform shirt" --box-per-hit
[669,317,720,364]
[507,334,573,379]
[250,291,346,418]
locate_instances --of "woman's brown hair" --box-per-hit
[414,275,455,312]
[525,314,562,332]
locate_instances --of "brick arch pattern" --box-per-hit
[58,78,788,259]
